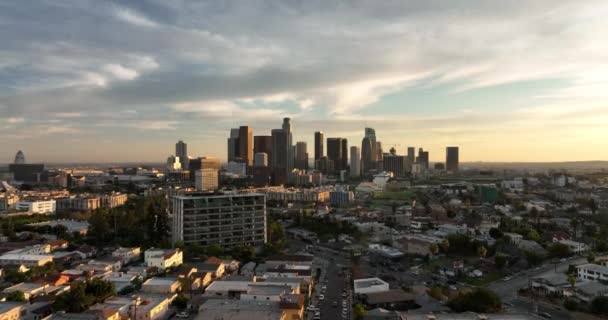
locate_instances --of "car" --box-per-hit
[321,285,327,290]
[313,316,321,320]
[538,312,552,319]
[560,258,567,262]
[319,295,325,301]
[332,301,338,307]
[503,302,514,308]
[176,312,190,319]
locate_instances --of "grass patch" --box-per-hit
[462,271,502,286]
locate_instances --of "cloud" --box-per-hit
[0,0,607,161]
[113,6,158,28]
[103,64,139,81]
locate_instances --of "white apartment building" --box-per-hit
[144,249,183,270]
[353,278,390,295]
[577,263,608,281]
[16,199,56,214]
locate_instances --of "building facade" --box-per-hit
[172,193,267,249]
[446,146,459,172]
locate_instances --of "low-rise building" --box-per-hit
[142,277,181,294]
[111,247,141,264]
[144,249,183,270]
[354,278,390,295]
[16,199,56,214]
[3,282,48,299]
[0,302,23,320]
[0,254,54,267]
[577,264,608,281]
[557,239,589,255]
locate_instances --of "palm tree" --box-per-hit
[570,218,579,240]
[429,244,439,256]
[567,274,577,297]
[440,239,450,253]
[477,245,488,260]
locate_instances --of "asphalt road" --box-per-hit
[488,257,586,320]
[289,240,353,320]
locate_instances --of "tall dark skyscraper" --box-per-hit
[327,137,346,173]
[175,140,188,170]
[254,135,272,162]
[417,148,429,169]
[446,146,459,172]
[407,147,415,163]
[271,118,293,184]
[314,131,324,164]
[295,141,308,170]
[227,128,240,162]
[341,138,348,170]
[361,128,377,173]
[361,137,373,173]
[14,150,25,164]
[238,126,253,166]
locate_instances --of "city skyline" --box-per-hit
[1,1,608,163]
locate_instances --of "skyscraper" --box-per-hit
[188,157,221,181]
[295,142,308,170]
[14,150,25,164]
[341,139,348,170]
[238,126,253,166]
[361,136,373,173]
[254,135,272,162]
[314,131,324,164]
[350,146,360,177]
[417,148,429,169]
[283,118,294,171]
[383,154,408,176]
[327,138,346,173]
[227,128,240,162]
[407,147,415,163]
[446,146,459,172]
[361,128,377,173]
[175,140,188,170]
[254,152,268,167]
[271,118,293,184]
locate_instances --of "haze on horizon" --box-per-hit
[1,1,607,164]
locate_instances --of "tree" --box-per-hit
[172,293,189,310]
[489,228,503,239]
[206,244,224,257]
[440,239,450,253]
[477,245,488,259]
[526,229,540,242]
[590,296,608,315]
[89,209,111,245]
[353,304,367,320]
[5,290,26,302]
[567,274,577,296]
[589,199,598,215]
[570,218,579,240]
[429,244,439,256]
[495,255,507,269]
[447,288,502,313]
[563,299,578,311]
[587,252,596,263]
[233,244,256,262]
[548,243,571,259]
[525,251,543,267]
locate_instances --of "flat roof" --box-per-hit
[143,277,179,286]
[354,278,388,289]
[196,299,282,320]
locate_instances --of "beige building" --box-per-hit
[195,169,219,191]
[101,193,129,208]
[0,302,22,320]
[142,278,181,294]
[144,249,183,270]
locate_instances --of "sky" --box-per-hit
[1,0,607,163]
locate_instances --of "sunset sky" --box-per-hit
[1,1,607,163]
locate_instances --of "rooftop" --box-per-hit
[196,299,283,320]
[354,278,389,290]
